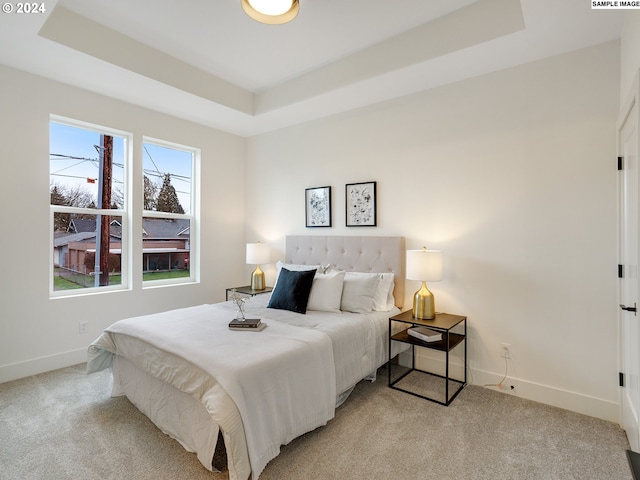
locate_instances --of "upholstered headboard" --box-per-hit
[285,235,405,308]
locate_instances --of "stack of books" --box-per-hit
[407,326,442,343]
[228,318,265,331]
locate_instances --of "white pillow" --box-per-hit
[273,261,319,290]
[339,271,395,311]
[374,273,395,311]
[307,269,345,313]
[340,272,380,313]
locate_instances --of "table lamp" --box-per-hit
[246,242,270,290]
[406,247,443,320]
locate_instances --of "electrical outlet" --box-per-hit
[501,343,511,359]
[79,321,88,334]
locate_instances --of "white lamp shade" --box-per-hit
[246,243,270,265]
[406,249,443,282]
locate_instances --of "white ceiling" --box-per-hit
[0,0,626,136]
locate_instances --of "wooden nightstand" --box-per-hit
[226,285,273,301]
[388,310,467,406]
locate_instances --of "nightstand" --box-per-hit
[388,310,467,406]
[226,285,273,301]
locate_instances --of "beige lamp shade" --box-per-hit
[406,248,443,320]
[246,242,270,290]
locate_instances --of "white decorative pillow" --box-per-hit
[374,273,395,311]
[340,272,380,313]
[307,269,346,312]
[273,261,319,290]
[339,271,395,311]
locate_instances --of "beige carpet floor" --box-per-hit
[0,364,633,480]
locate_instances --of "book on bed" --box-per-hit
[229,318,262,329]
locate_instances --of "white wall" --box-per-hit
[0,38,625,423]
[0,65,247,382]
[245,42,621,421]
[621,11,640,104]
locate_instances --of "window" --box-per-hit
[50,117,129,295]
[49,118,198,295]
[142,139,197,286]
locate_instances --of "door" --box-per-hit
[619,74,640,451]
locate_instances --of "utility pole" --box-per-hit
[94,135,113,287]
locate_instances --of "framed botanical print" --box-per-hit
[346,181,376,227]
[305,186,332,227]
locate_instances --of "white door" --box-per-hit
[619,75,640,451]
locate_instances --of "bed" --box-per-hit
[87,235,406,480]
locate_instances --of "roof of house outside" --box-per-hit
[53,231,96,248]
[56,217,190,248]
[68,218,95,233]
[141,218,190,239]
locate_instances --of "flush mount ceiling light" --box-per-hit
[241,0,299,24]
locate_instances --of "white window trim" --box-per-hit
[49,115,132,298]
[141,137,200,289]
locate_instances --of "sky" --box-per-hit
[50,121,193,212]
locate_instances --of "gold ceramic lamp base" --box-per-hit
[250,265,265,290]
[413,281,435,320]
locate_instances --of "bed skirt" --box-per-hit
[111,355,251,480]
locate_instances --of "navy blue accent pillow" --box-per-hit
[267,267,316,314]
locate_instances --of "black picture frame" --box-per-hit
[305,186,332,227]
[346,181,377,227]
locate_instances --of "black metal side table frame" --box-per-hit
[388,310,467,406]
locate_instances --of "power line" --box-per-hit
[51,154,124,169]
[51,152,186,194]
[50,153,96,161]
[143,145,161,175]
[50,159,87,176]
[143,169,191,183]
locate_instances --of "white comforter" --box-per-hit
[87,295,400,479]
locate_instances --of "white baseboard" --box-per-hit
[4,347,621,425]
[399,349,620,424]
[0,348,87,384]
[471,367,620,424]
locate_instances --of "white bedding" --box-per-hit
[88,293,400,480]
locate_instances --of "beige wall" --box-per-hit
[0,65,246,382]
[245,42,620,421]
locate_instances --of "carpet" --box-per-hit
[0,364,633,480]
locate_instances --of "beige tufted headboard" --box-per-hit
[285,235,405,308]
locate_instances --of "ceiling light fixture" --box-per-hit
[241,0,299,24]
